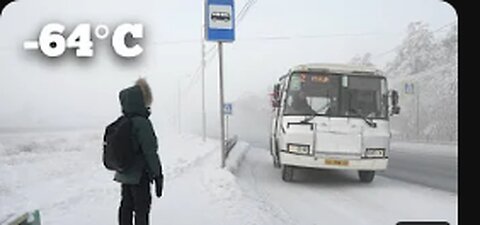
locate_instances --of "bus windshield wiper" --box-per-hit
[300,102,330,123]
[350,108,377,128]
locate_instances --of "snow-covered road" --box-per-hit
[245,139,458,193]
[380,142,458,193]
[0,131,457,225]
[236,147,457,225]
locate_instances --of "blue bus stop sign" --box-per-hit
[404,83,414,94]
[205,0,235,42]
[224,103,233,115]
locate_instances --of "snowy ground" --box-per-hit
[0,130,457,225]
[0,130,217,224]
[237,147,457,225]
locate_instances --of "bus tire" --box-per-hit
[282,165,294,182]
[358,170,375,183]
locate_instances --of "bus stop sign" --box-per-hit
[404,82,415,94]
[224,103,233,115]
[205,0,235,42]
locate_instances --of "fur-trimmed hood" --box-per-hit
[135,78,153,107]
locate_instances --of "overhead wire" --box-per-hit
[372,20,457,59]
[180,0,259,97]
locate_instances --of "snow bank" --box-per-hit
[161,133,217,180]
[0,130,291,225]
[0,130,219,224]
[190,144,291,225]
[224,141,250,174]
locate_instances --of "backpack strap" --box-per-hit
[123,115,145,156]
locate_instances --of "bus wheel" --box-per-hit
[358,170,375,183]
[282,165,294,182]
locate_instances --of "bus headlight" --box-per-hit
[287,144,310,155]
[365,148,385,158]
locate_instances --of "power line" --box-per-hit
[432,20,457,33]
[150,20,456,51]
[237,32,402,42]
[236,0,252,22]
[183,44,218,96]
[148,31,403,47]
[180,0,259,98]
[372,20,457,60]
[179,19,457,99]
[236,0,258,24]
[150,39,199,46]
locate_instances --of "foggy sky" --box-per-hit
[0,0,456,134]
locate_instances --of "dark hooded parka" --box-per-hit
[114,78,162,184]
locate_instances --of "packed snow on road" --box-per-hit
[0,130,456,225]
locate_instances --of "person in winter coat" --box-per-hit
[291,90,316,115]
[114,78,163,225]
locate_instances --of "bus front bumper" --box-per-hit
[279,152,388,170]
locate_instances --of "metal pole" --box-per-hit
[416,83,420,140]
[178,79,181,134]
[218,42,226,168]
[225,115,229,140]
[201,33,207,142]
[201,1,207,142]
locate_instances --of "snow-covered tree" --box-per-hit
[438,24,458,64]
[349,53,374,66]
[386,21,437,76]
[386,21,457,142]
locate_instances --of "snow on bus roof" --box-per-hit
[289,63,382,76]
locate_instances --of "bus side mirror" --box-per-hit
[271,99,280,108]
[271,84,281,108]
[390,90,400,115]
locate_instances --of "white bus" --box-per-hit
[269,63,400,182]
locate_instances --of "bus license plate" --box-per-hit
[325,159,349,166]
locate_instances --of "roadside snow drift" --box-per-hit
[0,130,216,224]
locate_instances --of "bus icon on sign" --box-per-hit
[211,11,231,22]
[208,4,233,30]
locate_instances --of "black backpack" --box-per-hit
[102,116,137,172]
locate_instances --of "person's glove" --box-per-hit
[154,174,163,198]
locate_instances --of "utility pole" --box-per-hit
[201,12,207,142]
[416,83,420,140]
[178,79,181,134]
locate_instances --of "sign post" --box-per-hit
[404,82,420,139]
[224,103,233,140]
[205,0,235,168]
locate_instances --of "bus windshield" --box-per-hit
[284,73,388,119]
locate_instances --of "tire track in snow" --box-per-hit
[236,147,457,225]
[236,147,297,225]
